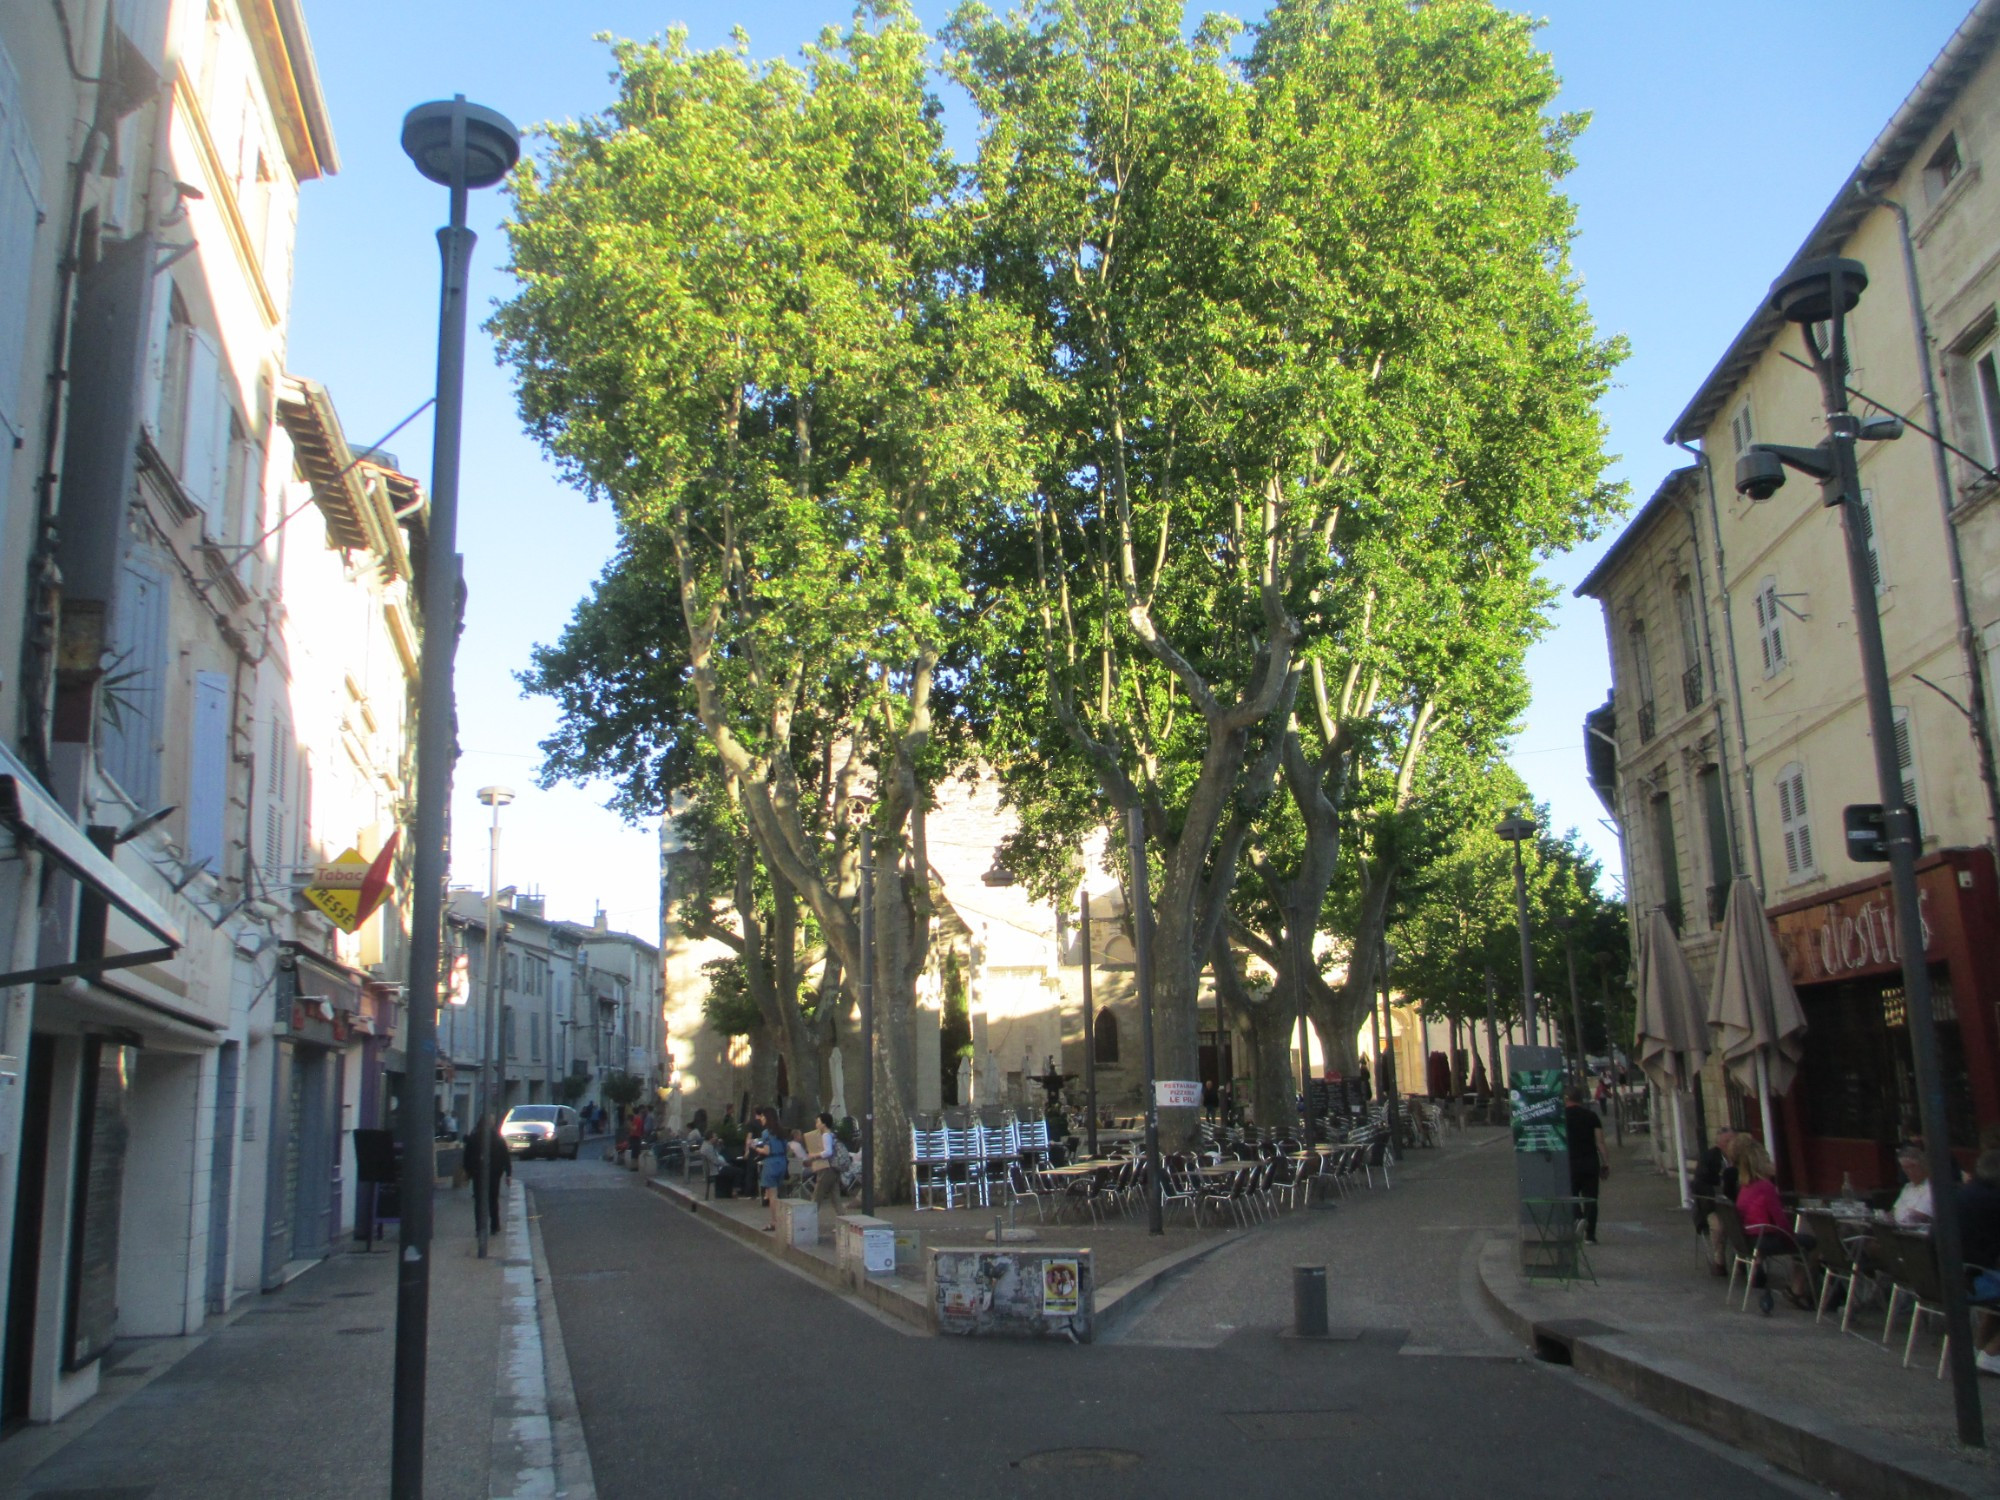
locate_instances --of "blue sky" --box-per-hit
[284,1,1975,934]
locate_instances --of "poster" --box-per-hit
[1154,1080,1202,1108]
[1042,1258,1080,1317]
[1509,1067,1567,1154]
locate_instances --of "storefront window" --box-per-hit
[1801,964,1973,1149]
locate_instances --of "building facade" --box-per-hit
[1580,0,2000,1192]
[0,0,430,1427]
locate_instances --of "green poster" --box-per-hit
[1510,1068,1568,1154]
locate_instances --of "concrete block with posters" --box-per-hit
[929,1247,1093,1340]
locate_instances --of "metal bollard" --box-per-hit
[1293,1264,1328,1338]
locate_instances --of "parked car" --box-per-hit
[501,1105,581,1160]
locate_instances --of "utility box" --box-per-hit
[837,1214,896,1277]
[929,1247,1092,1340]
[777,1198,818,1250]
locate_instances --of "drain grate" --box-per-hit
[1013,1448,1141,1473]
[1226,1410,1364,1441]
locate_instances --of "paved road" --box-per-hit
[523,1153,1825,1500]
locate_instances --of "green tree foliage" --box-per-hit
[950,0,1623,1138]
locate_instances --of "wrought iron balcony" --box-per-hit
[1636,700,1657,744]
[1682,664,1705,711]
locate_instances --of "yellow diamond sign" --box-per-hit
[303,834,399,933]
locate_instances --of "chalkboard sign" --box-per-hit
[352,1128,399,1185]
[66,1040,134,1370]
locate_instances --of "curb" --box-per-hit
[489,1176,582,1500]
[1475,1238,2000,1500]
[644,1176,935,1333]
[643,1174,1239,1341]
[524,1185,598,1500]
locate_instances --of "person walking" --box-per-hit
[1564,1086,1608,1245]
[464,1113,511,1237]
[751,1106,788,1232]
[805,1111,843,1220]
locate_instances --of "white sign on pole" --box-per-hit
[1154,1079,1202,1108]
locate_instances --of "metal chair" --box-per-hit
[1875,1230,1952,1376]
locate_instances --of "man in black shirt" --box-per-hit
[1690,1126,1740,1273]
[1956,1149,2000,1375]
[1565,1087,1610,1244]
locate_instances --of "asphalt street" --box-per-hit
[523,1154,1826,1500]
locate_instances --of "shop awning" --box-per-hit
[0,745,182,987]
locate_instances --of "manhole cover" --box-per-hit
[336,1326,385,1336]
[1227,1410,1363,1441]
[1014,1449,1141,1473]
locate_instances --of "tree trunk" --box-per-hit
[1210,936,1295,1129]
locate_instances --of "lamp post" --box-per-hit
[391,94,519,1500]
[1553,913,1587,1086]
[1733,256,1983,1447]
[858,827,875,1216]
[1079,890,1098,1162]
[1379,939,1401,1146]
[1126,807,1163,1236]
[474,786,514,1259]
[1293,917,1315,1149]
[1495,811,1538,1041]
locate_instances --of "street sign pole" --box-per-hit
[859,828,875,1218]
[1080,891,1098,1163]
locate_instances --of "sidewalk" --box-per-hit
[0,1174,585,1500]
[1477,1144,2000,1500]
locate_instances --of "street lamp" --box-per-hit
[391,94,519,1500]
[1553,913,1587,1085]
[1733,256,1982,1448]
[475,786,515,1260]
[1494,811,1538,1041]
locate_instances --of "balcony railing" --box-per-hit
[1707,883,1728,927]
[1682,663,1705,712]
[1636,700,1657,744]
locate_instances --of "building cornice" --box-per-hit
[240,0,339,181]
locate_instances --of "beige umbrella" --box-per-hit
[1709,879,1806,1165]
[1635,907,1708,1205]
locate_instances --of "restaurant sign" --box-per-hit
[1771,870,1944,986]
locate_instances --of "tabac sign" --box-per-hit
[303,833,399,933]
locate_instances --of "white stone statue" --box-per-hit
[829,1048,847,1119]
[957,1055,973,1107]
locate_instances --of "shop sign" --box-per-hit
[1772,875,1940,985]
[304,833,399,932]
[1154,1079,1202,1108]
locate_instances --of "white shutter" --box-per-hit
[1892,705,1919,812]
[180,329,223,528]
[187,671,231,869]
[1776,763,1814,880]
[0,37,45,445]
[1755,577,1786,676]
[102,555,169,805]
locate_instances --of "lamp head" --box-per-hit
[401,97,520,189]
[1495,812,1537,843]
[476,785,516,807]
[1734,447,1788,501]
[1858,414,1905,442]
[1769,256,1868,325]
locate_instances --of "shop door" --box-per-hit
[3,1037,56,1426]
[291,1051,332,1264]
[204,1043,239,1314]
[263,1046,305,1289]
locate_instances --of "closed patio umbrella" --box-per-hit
[1709,879,1806,1167]
[1635,907,1708,1206]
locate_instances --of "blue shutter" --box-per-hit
[102,555,168,805]
[0,36,45,444]
[187,671,230,869]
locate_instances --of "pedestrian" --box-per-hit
[463,1113,510,1237]
[702,1132,742,1198]
[1691,1126,1739,1273]
[1728,1134,1811,1313]
[751,1105,788,1232]
[1953,1150,2000,1374]
[804,1111,843,1218]
[718,1104,738,1148]
[624,1108,648,1168]
[1202,1078,1219,1122]
[1563,1086,1608,1245]
[1892,1143,1935,1226]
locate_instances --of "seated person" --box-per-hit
[701,1133,743,1198]
[1956,1150,2000,1374]
[1690,1126,1738,1273]
[1729,1134,1812,1313]
[1892,1144,1934,1226]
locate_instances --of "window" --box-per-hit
[1674,578,1703,709]
[1093,1008,1120,1066]
[1892,704,1919,815]
[186,671,230,871]
[530,1012,542,1063]
[1629,619,1657,740]
[1729,400,1755,456]
[1754,576,1788,676]
[1953,330,2000,483]
[1698,765,1732,924]
[1776,762,1816,881]
[263,716,293,872]
[504,1005,516,1059]
[1650,790,1682,932]
[101,553,168,805]
[0,36,43,446]
[1856,489,1885,591]
[1925,132,1964,205]
[155,287,194,461]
